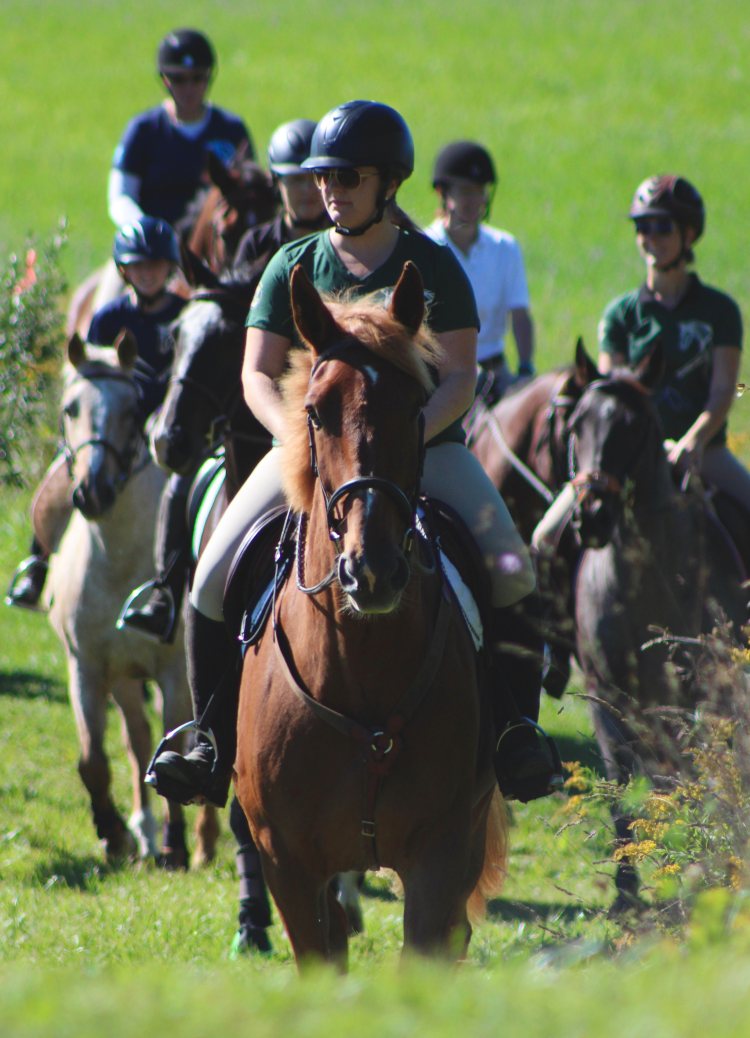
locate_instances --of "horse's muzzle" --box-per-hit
[337,549,410,614]
[577,497,617,549]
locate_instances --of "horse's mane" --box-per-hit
[280,293,443,513]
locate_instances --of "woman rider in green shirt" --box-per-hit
[148,100,562,808]
[599,174,749,507]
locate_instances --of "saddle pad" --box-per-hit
[190,464,226,562]
[438,549,483,652]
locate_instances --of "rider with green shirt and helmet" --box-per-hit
[147,99,563,811]
[598,174,750,510]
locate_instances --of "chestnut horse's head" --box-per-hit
[282,262,441,614]
[61,332,145,518]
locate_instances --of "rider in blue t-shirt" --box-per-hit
[108,28,253,230]
[6,218,186,611]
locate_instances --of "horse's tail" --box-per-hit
[467,787,510,925]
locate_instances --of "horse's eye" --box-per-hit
[64,400,79,419]
[306,405,322,430]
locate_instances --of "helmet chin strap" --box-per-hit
[334,186,391,238]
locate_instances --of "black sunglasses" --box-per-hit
[313,168,377,190]
[634,216,675,237]
[165,70,210,85]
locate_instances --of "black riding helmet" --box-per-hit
[157,28,216,75]
[267,119,318,176]
[113,216,181,267]
[302,100,414,236]
[432,140,496,188]
[433,141,496,221]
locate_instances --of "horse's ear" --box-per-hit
[389,261,424,334]
[573,337,598,387]
[290,264,339,356]
[180,242,221,290]
[67,333,86,369]
[115,329,138,370]
[206,151,235,196]
[633,340,665,391]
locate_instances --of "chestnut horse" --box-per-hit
[566,347,746,909]
[234,263,508,969]
[46,334,217,867]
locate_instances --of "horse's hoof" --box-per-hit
[157,847,189,871]
[229,925,272,958]
[608,891,648,918]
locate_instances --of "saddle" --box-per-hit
[221,495,493,659]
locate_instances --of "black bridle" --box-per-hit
[296,346,427,596]
[60,370,148,491]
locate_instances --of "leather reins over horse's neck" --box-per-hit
[463,381,575,506]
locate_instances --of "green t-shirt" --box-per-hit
[247,228,480,445]
[598,274,743,444]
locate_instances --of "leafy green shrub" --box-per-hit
[0,224,67,486]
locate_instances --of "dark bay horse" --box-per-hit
[149,257,271,497]
[234,263,508,969]
[466,342,599,697]
[566,346,746,909]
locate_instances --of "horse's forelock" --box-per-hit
[325,296,441,394]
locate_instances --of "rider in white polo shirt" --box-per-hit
[426,141,535,401]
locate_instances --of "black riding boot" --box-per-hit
[489,592,564,802]
[5,536,49,610]
[119,473,191,643]
[146,604,239,808]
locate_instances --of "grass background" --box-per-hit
[3,0,750,1033]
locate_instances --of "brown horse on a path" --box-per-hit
[234,263,508,969]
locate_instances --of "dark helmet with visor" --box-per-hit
[113,216,180,266]
[267,119,318,176]
[303,100,414,181]
[432,141,496,187]
[157,28,215,74]
[629,174,705,241]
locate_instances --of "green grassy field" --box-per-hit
[4,0,750,1032]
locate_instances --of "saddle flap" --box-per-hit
[223,505,292,643]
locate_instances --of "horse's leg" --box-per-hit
[260,849,347,971]
[401,832,475,960]
[588,697,647,913]
[110,677,159,860]
[334,871,365,935]
[192,805,220,868]
[67,660,136,862]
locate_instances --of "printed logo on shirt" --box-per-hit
[677,320,712,355]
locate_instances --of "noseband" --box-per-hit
[61,369,147,490]
[567,378,654,506]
